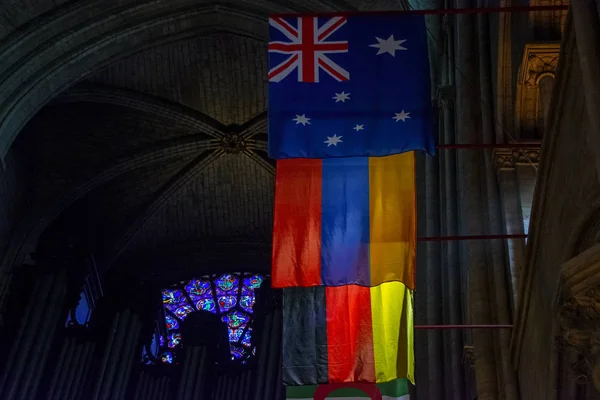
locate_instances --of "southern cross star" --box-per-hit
[393,110,411,122]
[369,35,407,57]
[332,91,351,103]
[293,114,311,126]
[324,134,343,147]
[353,124,364,132]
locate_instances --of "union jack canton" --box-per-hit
[269,16,350,83]
[267,13,435,160]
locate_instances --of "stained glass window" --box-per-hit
[148,272,264,365]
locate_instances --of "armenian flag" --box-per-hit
[272,152,416,289]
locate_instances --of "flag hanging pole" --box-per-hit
[414,324,513,329]
[437,143,542,149]
[270,5,568,18]
[417,233,527,242]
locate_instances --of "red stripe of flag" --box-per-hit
[317,17,346,41]
[272,159,322,287]
[268,53,298,80]
[326,285,376,382]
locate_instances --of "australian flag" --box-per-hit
[268,13,435,159]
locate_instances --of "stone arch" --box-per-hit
[0,91,231,280]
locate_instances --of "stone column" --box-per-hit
[439,20,470,400]
[455,1,501,398]
[571,0,600,178]
[176,345,209,400]
[91,308,142,400]
[0,269,67,400]
[134,370,172,399]
[45,328,97,400]
[538,76,555,127]
[253,307,283,400]
[496,168,526,307]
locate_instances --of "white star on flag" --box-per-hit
[353,124,364,132]
[293,114,311,126]
[369,35,407,56]
[332,91,351,103]
[324,134,343,147]
[393,110,411,122]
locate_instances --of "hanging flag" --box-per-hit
[282,281,414,385]
[268,14,434,159]
[272,151,415,289]
[286,379,410,400]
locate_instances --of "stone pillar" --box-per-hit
[45,328,97,400]
[0,269,67,400]
[438,26,470,400]
[91,308,142,400]
[253,307,283,400]
[538,75,554,127]
[571,0,600,178]
[176,345,209,400]
[455,1,507,399]
[496,169,526,307]
[134,370,172,399]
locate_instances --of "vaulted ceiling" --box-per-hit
[3,0,412,287]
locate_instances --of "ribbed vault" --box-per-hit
[0,0,402,282]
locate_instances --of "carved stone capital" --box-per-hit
[493,146,541,171]
[557,289,600,387]
[463,345,475,368]
[556,242,600,390]
[518,43,561,87]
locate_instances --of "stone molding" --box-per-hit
[514,43,560,139]
[556,242,600,390]
[518,43,561,87]
[463,345,475,368]
[493,145,541,171]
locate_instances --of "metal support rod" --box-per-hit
[414,324,513,329]
[437,143,541,149]
[417,233,527,242]
[271,5,568,18]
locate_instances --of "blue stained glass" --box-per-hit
[239,296,255,313]
[174,305,194,319]
[243,275,263,290]
[186,279,212,297]
[231,345,244,360]
[241,286,252,295]
[161,352,174,364]
[218,295,237,312]
[165,315,179,330]
[155,273,263,366]
[168,332,182,348]
[162,289,184,305]
[241,329,252,347]
[196,298,217,313]
[222,311,249,328]
[215,274,238,294]
[228,325,246,342]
